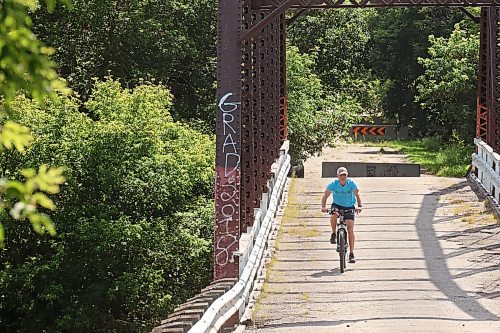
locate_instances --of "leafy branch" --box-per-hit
[0,0,71,247]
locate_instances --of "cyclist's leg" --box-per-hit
[330,214,337,234]
[346,219,355,253]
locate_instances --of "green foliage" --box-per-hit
[288,10,371,90]
[0,79,215,332]
[366,138,471,177]
[0,121,33,152]
[2,164,65,237]
[31,0,217,125]
[416,22,479,142]
[286,45,362,161]
[287,9,386,116]
[0,0,70,105]
[368,8,466,132]
[421,136,443,152]
[0,0,72,246]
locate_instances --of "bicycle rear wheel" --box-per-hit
[339,230,346,273]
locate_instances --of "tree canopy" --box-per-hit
[1,79,215,332]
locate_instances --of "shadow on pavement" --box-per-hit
[416,181,499,321]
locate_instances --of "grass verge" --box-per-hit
[364,137,473,177]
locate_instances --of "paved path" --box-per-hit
[246,143,500,333]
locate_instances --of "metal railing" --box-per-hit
[188,141,291,333]
[471,138,500,213]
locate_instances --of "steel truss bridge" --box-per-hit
[214,0,500,281]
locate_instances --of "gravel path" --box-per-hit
[244,143,500,333]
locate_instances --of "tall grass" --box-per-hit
[365,137,472,177]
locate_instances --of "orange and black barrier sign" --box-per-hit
[352,126,385,136]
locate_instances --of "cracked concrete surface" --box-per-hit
[244,143,500,333]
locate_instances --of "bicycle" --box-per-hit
[328,207,354,273]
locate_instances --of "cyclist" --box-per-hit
[321,167,363,263]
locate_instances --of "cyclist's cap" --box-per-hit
[337,167,348,175]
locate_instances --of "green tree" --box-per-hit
[367,8,466,133]
[0,79,215,332]
[31,0,218,127]
[287,10,385,112]
[286,45,362,161]
[416,22,479,141]
[0,0,71,246]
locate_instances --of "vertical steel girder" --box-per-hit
[477,7,500,152]
[215,0,286,280]
[477,8,488,142]
[279,16,287,142]
[214,0,243,280]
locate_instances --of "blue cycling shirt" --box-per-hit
[326,179,358,207]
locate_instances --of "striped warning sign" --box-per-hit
[352,126,385,136]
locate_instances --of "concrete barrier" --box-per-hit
[322,162,420,178]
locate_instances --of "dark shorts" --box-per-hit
[331,203,355,221]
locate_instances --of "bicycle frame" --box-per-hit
[328,208,353,273]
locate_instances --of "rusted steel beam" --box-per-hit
[476,8,488,142]
[458,7,480,23]
[253,0,500,9]
[214,0,243,280]
[279,14,288,143]
[261,24,273,185]
[273,16,282,157]
[287,8,309,25]
[241,0,257,228]
[240,0,296,42]
[486,8,500,151]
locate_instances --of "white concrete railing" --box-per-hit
[188,141,291,333]
[472,138,500,206]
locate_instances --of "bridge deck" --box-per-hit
[245,143,500,332]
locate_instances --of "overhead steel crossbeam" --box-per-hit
[253,0,500,9]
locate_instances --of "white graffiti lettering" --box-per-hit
[220,184,237,202]
[215,234,238,265]
[222,113,236,135]
[216,92,241,267]
[224,153,240,177]
[223,133,237,153]
[219,93,241,113]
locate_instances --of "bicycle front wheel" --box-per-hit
[339,230,346,273]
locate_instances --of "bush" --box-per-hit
[286,46,362,161]
[416,22,479,142]
[0,79,215,332]
[435,141,472,177]
[422,136,443,152]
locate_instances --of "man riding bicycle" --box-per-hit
[321,167,362,263]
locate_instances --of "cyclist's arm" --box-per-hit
[354,188,362,207]
[321,189,332,212]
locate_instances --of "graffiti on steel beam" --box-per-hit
[220,93,241,177]
[216,92,241,266]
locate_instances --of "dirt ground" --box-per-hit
[244,143,500,333]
